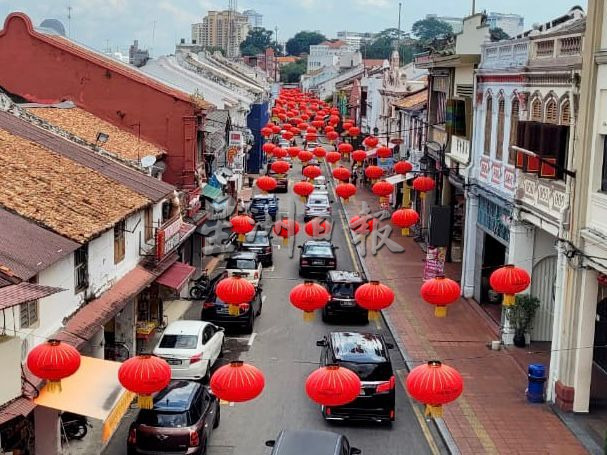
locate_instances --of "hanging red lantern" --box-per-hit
[216,275,256,316]
[291,127,301,136]
[278,113,287,122]
[365,165,384,182]
[335,183,357,203]
[313,147,327,159]
[303,165,322,181]
[273,147,287,159]
[288,147,301,159]
[261,127,273,138]
[329,114,340,125]
[256,176,278,194]
[406,361,463,418]
[394,160,413,175]
[271,124,281,134]
[291,117,302,126]
[324,125,335,133]
[352,150,367,164]
[273,218,300,246]
[306,132,318,142]
[306,126,317,134]
[210,361,265,402]
[311,120,324,129]
[354,281,395,320]
[420,276,461,317]
[489,265,531,307]
[297,122,308,131]
[27,340,81,393]
[372,180,394,202]
[342,121,353,131]
[349,215,374,234]
[118,355,172,409]
[391,208,419,236]
[332,166,351,182]
[348,126,361,137]
[298,150,314,163]
[289,280,330,320]
[338,143,353,156]
[305,218,332,238]
[377,146,392,159]
[271,160,290,176]
[326,151,341,166]
[413,176,436,200]
[306,365,361,406]
[282,131,294,141]
[293,181,315,201]
[326,131,339,143]
[363,136,379,148]
[230,214,255,242]
[262,143,276,155]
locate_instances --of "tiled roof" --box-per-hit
[364,59,386,67]
[0,127,150,243]
[0,282,65,310]
[320,40,347,49]
[0,397,35,425]
[25,106,165,160]
[0,208,80,280]
[277,56,298,64]
[393,89,428,110]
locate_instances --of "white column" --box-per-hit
[547,242,567,401]
[461,194,479,298]
[34,406,60,455]
[573,268,599,413]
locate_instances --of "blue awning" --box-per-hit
[201,184,223,201]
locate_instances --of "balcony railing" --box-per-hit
[535,40,555,58]
[558,36,582,56]
[481,40,529,68]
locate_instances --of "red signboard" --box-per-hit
[155,217,182,260]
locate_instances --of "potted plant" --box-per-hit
[505,295,540,347]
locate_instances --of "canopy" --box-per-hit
[385,174,407,185]
[155,262,196,291]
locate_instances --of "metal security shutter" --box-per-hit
[530,255,557,341]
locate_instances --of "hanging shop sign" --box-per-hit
[186,188,202,219]
[155,217,182,260]
[229,131,244,148]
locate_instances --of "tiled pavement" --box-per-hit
[342,183,588,455]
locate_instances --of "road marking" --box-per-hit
[268,265,275,272]
[262,295,267,303]
[375,318,382,330]
[247,332,257,346]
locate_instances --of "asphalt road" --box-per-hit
[103,155,443,455]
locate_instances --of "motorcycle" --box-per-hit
[189,268,210,300]
[60,412,90,441]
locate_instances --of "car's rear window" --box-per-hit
[339,361,393,381]
[227,259,256,269]
[139,411,189,428]
[244,233,268,245]
[309,197,329,205]
[331,283,357,298]
[305,245,332,256]
[159,334,198,349]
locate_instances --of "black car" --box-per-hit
[265,430,361,455]
[298,241,337,276]
[249,194,279,222]
[316,332,396,424]
[323,271,369,323]
[266,160,289,193]
[240,230,273,267]
[127,380,219,455]
[201,273,262,334]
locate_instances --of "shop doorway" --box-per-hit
[590,298,607,412]
[480,233,507,324]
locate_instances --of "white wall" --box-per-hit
[455,15,490,55]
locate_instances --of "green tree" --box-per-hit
[490,27,510,42]
[280,58,307,83]
[285,31,327,56]
[411,17,453,43]
[240,27,275,56]
[204,46,225,56]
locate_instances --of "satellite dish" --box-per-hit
[140,155,157,168]
[215,175,228,186]
[218,167,234,177]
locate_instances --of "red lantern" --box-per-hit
[352,150,367,164]
[288,147,301,158]
[354,281,395,320]
[372,180,394,202]
[338,143,353,156]
[216,275,256,316]
[273,218,300,246]
[305,217,332,238]
[363,136,379,148]
[262,143,275,155]
[305,365,361,406]
[306,132,318,142]
[293,181,315,201]
[289,280,330,320]
[391,208,419,236]
[324,125,335,133]
[394,160,413,175]
[271,160,290,176]
[312,120,324,129]
[406,361,463,418]
[326,131,339,142]
[349,215,374,234]
[329,114,340,125]
[313,147,327,159]
[377,146,392,159]
[273,147,287,159]
[306,126,317,134]
[27,340,81,393]
[291,127,301,136]
[271,124,281,134]
[298,150,314,163]
[297,122,308,131]
[282,131,294,141]
[230,214,255,242]
[210,361,265,402]
[348,126,361,137]
[413,176,436,200]
[118,355,172,409]
[335,183,357,203]
[261,127,273,138]
[332,166,351,182]
[365,165,384,181]
[303,165,322,180]
[489,265,531,307]
[342,121,353,131]
[420,276,461,317]
[326,151,341,166]
[256,176,278,194]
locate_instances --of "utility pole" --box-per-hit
[472,0,476,15]
[274,26,279,82]
[397,2,402,42]
[151,20,157,58]
[67,2,72,38]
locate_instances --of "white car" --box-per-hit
[313,176,327,186]
[304,194,332,222]
[153,320,224,381]
[306,141,319,151]
[225,251,263,287]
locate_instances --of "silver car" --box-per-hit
[304,194,332,222]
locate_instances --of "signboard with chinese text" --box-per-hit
[229,131,244,148]
[155,217,182,260]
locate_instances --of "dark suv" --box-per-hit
[239,229,273,267]
[316,332,395,424]
[127,380,219,455]
[323,271,369,323]
[249,194,278,222]
[265,430,361,455]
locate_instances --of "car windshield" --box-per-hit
[138,411,189,428]
[158,334,198,349]
[339,361,393,381]
[227,259,256,269]
[331,283,356,298]
[252,197,274,205]
[305,245,332,256]
[309,197,328,205]
[244,232,268,245]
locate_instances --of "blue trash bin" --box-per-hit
[527,363,546,403]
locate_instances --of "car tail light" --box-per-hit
[325,407,331,416]
[239,303,250,312]
[301,260,309,265]
[390,409,395,419]
[265,246,272,253]
[128,428,137,445]
[328,260,336,266]
[254,272,259,279]
[203,302,215,309]
[189,429,200,447]
[376,375,395,393]
[190,353,202,364]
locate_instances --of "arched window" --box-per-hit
[561,100,571,125]
[484,95,493,156]
[531,97,543,121]
[509,98,520,164]
[496,98,505,161]
[545,98,558,124]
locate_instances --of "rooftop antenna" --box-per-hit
[67,1,72,38]
[151,20,157,58]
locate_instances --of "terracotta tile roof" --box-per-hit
[320,40,347,49]
[25,106,165,160]
[364,59,386,68]
[0,128,150,243]
[393,89,428,110]
[0,397,35,425]
[0,208,80,280]
[277,56,298,64]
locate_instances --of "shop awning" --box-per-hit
[34,356,135,443]
[0,396,36,425]
[155,262,196,291]
[201,184,224,201]
[385,174,407,185]
[0,282,65,310]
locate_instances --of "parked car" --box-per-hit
[127,380,219,455]
[240,230,273,267]
[152,321,224,382]
[312,176,328,195]
[302,158,320,174]
[304,194,332,222]
[268,169,289,193]
[322,271,369,323]
[316,332,396,423]
[201,277,263,334]
[305,141,320,151]
[249,194,279,222]
[225,251,263,287]
[265,429,361,455]
[298,240,337,276]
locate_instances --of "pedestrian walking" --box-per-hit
[352,172,358,186]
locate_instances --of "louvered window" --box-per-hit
[496,98,505,161]
[484,96,493,156]
[531,98,543,121]
[509,99,520,164]
[545,99,558,124]
[561,100,571,125]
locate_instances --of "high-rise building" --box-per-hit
[191,10,250,58]
[336,31,377,50]
[486,12,524,38]
[243,9,263,28]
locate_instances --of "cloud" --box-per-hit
[353,0,391,7]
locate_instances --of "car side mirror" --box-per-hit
[386,343,395,349]
[265,440,276,447]
[351,448,361,455]
[298,245,303,249]
[333,246,339,250]
[316,339,327,347]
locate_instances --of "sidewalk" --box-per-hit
[342,185,589,455]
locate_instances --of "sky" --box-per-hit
[0,0,588,56]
